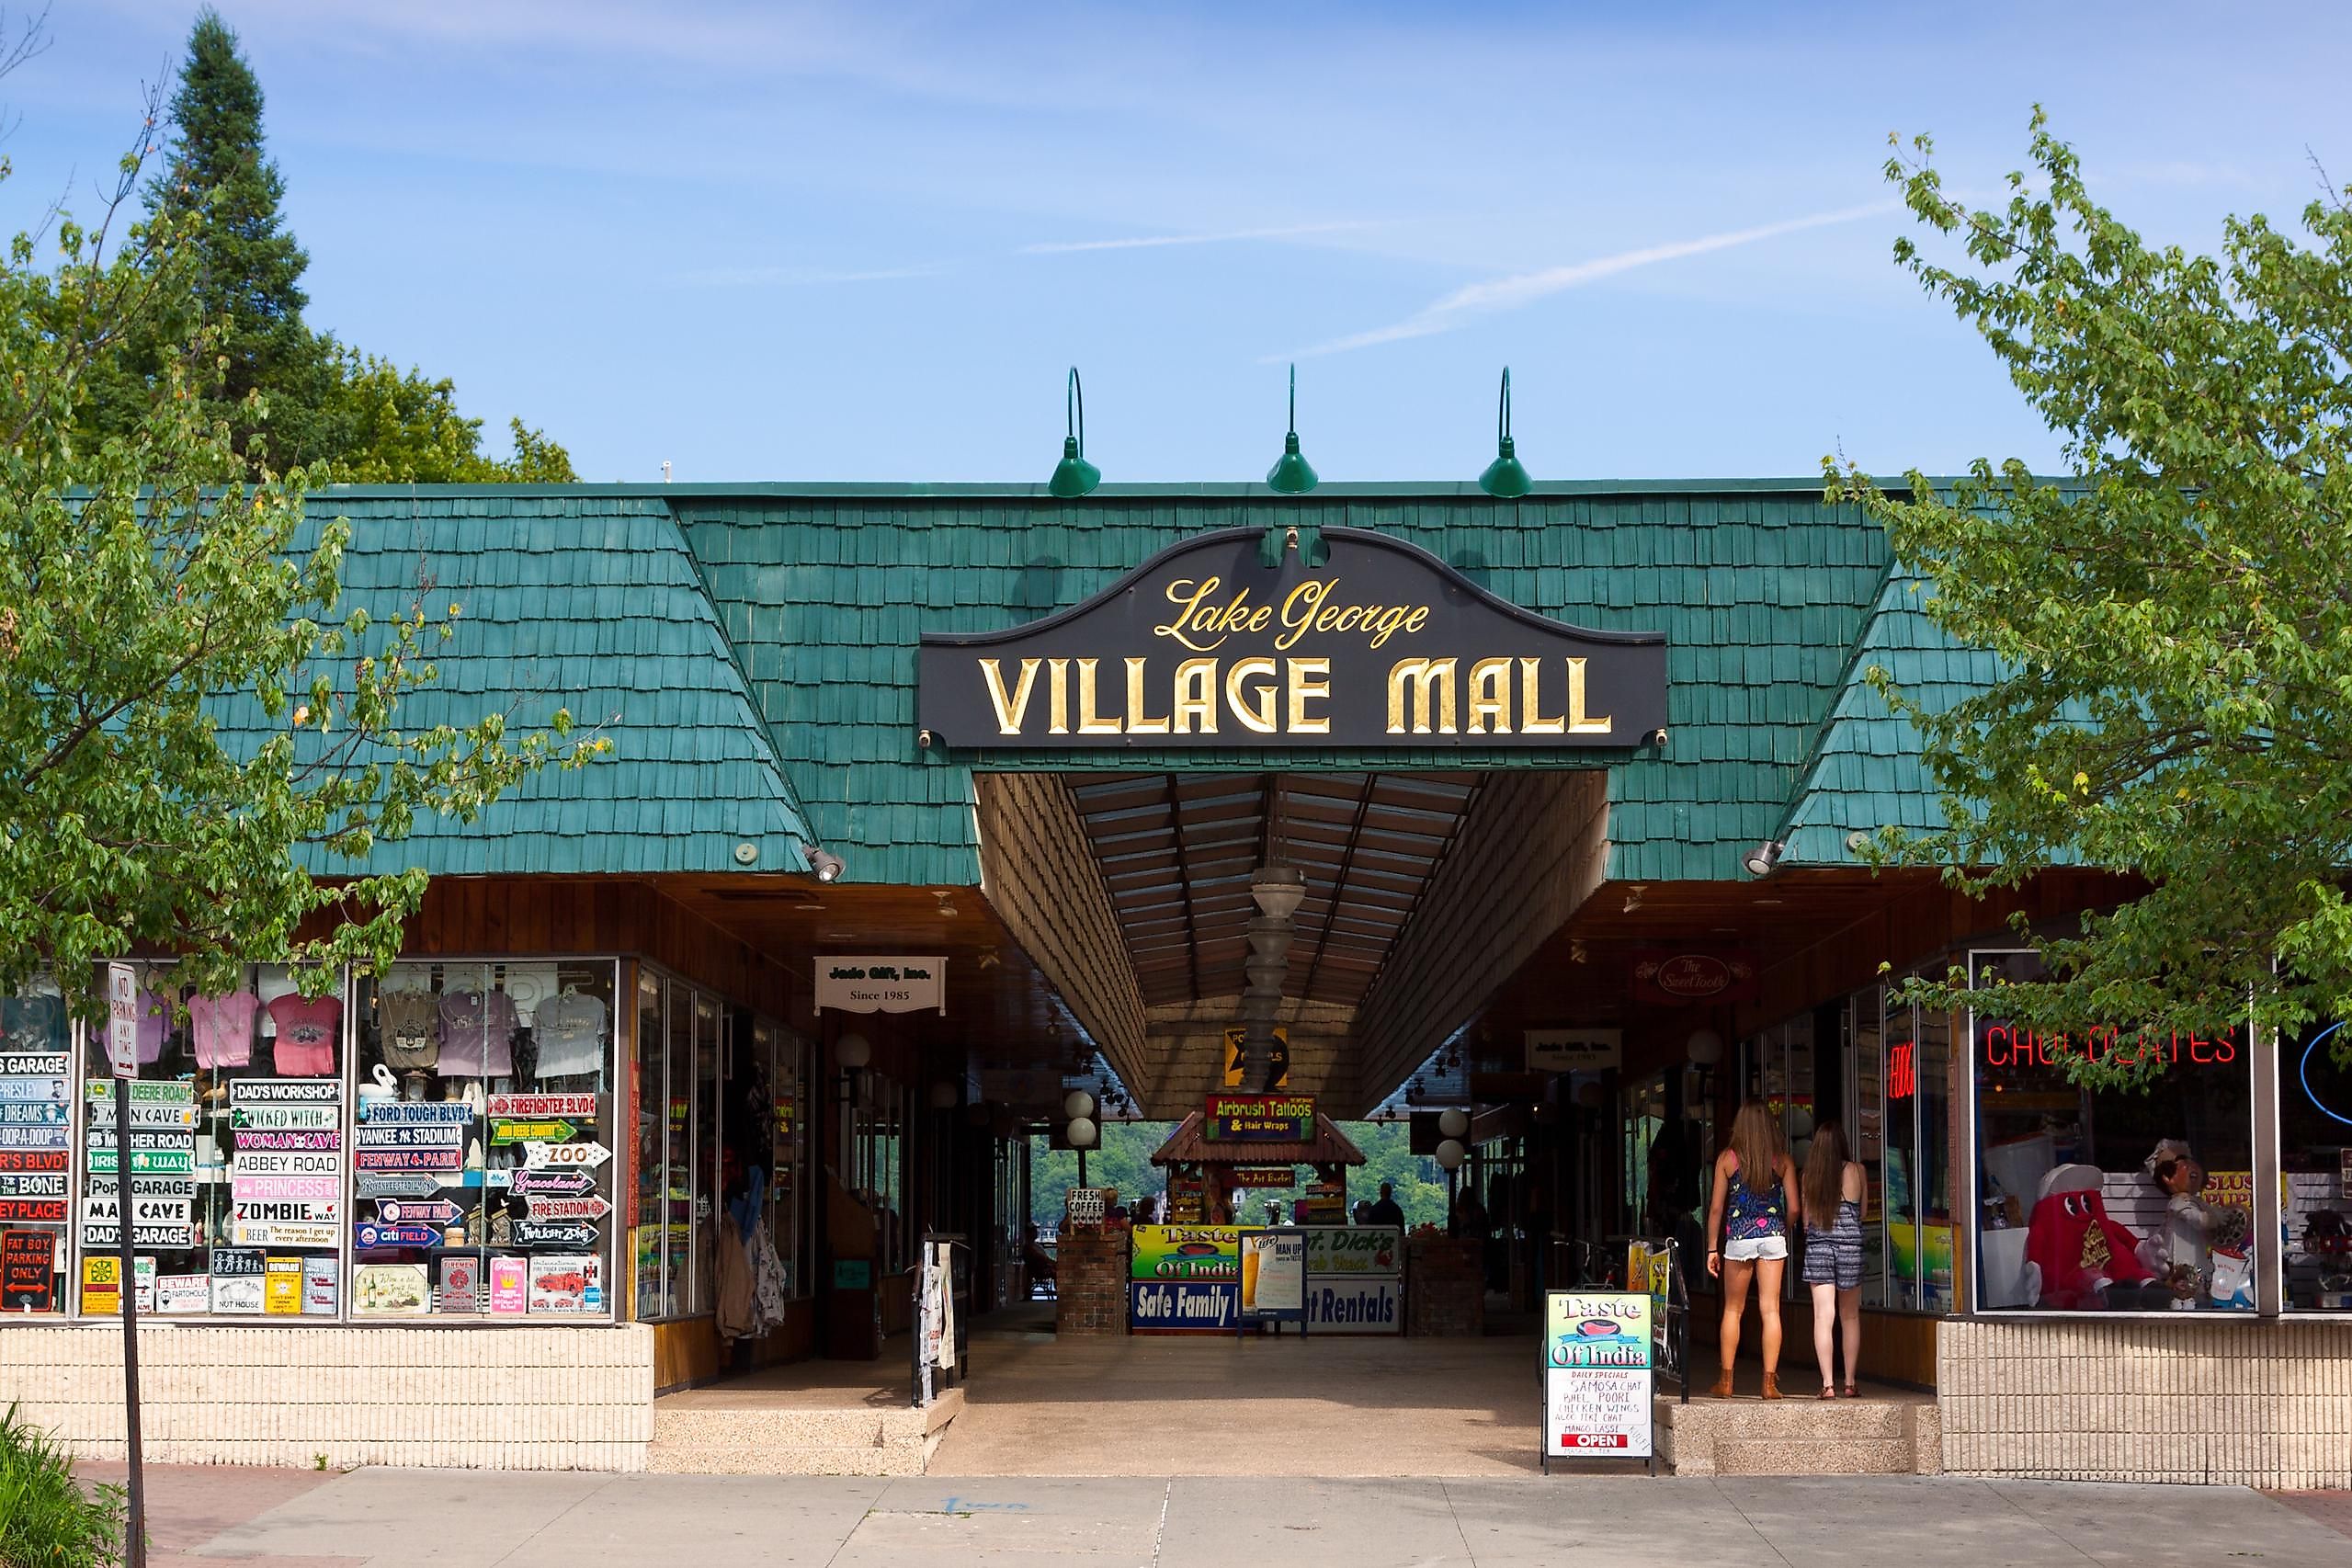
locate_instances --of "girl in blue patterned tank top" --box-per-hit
[1706,1099,1801,1400]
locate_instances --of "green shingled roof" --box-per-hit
[261,491,814,879]
[665,485,1895,886]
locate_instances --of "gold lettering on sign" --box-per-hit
[1226,657,1278,733]
[1074,658,1121,734]
[1385,658,1458,734]
[1565,656,1612,734]
[1047,658,1070,735]
[1520,657,1565,734]
[1276,579,1333,651]
[1125,657,1170,734]
[978,658,1040,735]
[1467,657,1513,734]
[1286,657,1331,733]
[1172,658,1217,733]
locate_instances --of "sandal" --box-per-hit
[1817,1385,1836,1400]
[1841,1384,1859,1399]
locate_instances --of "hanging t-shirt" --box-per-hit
[187,992,258,1069]
[135,989,173,1064]
[265,994,342,1076]
[378,989,442,1071]
[437,990,517,1078]
[532,991,608,1079]
[1,994,62,1051]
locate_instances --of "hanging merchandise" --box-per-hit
[264,994,342,1077]
[437,989,517,1078]
[532,990,608,1080]
[187,992,257,1070]
[377,987,441,1074]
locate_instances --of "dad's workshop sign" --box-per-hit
[917,527,1665,749]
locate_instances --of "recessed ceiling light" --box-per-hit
[1755,899,1784,907]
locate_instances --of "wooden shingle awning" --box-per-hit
[1148,1111,1367,1167]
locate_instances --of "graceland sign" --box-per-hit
[917,527,1666,749]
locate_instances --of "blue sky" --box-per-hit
[5,2,2346,483]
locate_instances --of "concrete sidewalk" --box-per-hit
[83,1464,2352,1567]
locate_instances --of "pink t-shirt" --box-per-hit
[187,992,258,1069]
[265,994,341,1076]
[135,989,172,1064]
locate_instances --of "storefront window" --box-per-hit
[78,963,345,1319]
[764,1024,812,1300]
[1,979,72,1315]
[1853,987,1891,1308]
[2278,1019,2352,1312]
[349,960,618,1319]
[692,994,721,1314]
[1970,950,2255,1313]
[631,971,674,1318]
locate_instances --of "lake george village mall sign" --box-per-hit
[917,527,1667,749]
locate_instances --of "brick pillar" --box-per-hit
[1408,1235,1484,1337]
[1054,1226,1131,1336]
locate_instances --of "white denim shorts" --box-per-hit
[1723,1235,1788,1262]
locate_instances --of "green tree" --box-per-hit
[1,107,608,1022]
[1828,110,2352,1083]
[323,351,577,484]
[81,9,574,483]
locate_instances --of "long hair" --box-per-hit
[1729,1099,1784,1194]
[1802,1118,1849,1224]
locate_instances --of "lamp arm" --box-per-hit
[1067,367,1085,458]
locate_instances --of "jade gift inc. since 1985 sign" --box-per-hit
[814,958,946,1016]
[1543,1289,1653,1462]
[917,528,1665,750]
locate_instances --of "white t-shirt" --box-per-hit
[533,991,608,1079]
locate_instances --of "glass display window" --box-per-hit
[0,977,73,1316]
[2276,1019,2352,1312]
[1969,949,2255,1314]
[77,963,347,1319]
[350,959,618,1321]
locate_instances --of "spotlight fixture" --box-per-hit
[808,847,846,883]
[1477,367,1532,498]
[1743,839,1785,878]
[1265,364,1320,494]
[1048,367,1101,497]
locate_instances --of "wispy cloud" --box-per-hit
[669,262,953,289]
[1022,221,1384,255]
[1286,201,1898,358]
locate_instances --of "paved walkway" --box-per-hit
[79,1464,2352,1567]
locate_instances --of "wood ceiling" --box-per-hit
[1062,772,1481,1009]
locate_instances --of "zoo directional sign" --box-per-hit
[918,527,1665,750]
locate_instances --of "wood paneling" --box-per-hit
[1687,1294,1941,1389]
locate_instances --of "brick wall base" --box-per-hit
[1407,1236,1483,1337]
[0,1324,654,1471]
[1938,1317,2352,1488]
[1055,1227,1130,1336]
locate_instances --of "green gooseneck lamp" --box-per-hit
[1479,367,1531,498]
[1265,363,1320,494]
[1049,367,1101,498]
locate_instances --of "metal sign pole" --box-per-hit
[105,964,147,1568]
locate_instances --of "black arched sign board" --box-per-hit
[918,527,1666,750]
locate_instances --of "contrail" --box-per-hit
[1024,221,1381,255]
[1286,200,1897,358]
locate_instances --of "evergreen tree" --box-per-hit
[83,10,574,483]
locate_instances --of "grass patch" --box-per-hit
[0,1402,128,1568]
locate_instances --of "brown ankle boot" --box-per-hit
[1760,1371,1782,1400]
[1710,1371,1734,1399]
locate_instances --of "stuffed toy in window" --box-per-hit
[2021,1165,2158,1309]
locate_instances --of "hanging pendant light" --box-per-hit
[1478,367,1531,497]
[1266,363,1320,494]
[1048,366,1101,497]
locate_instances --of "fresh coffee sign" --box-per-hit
[918,527,1665,750]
